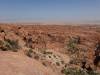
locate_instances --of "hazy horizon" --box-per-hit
[0,0,100,24]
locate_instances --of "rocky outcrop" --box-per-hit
[0,24,100,75]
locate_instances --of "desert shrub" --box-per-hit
[43,51,53,55]
[42,62,47,67]
[87,71,100,75]
[26,48,33,57]
[0,39,20,52]
[61,60,64,64]
[56,62,60,66]
[4,39,20,52]
[62,68,86,75]
[49,56,51,58]
[61,67,99,75]
[34,55,40,60]
[67,37,79,53]
[0,40,5,51]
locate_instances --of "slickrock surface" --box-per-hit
[0,24,100,75]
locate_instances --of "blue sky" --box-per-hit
[0,0,100,23]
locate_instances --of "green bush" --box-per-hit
[0,40,7,51]
[61,67,100,75]
[0,39,20,52]
[4,39,20,52]
[67,37,79,54]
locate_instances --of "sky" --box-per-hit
[0,0,100,24]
